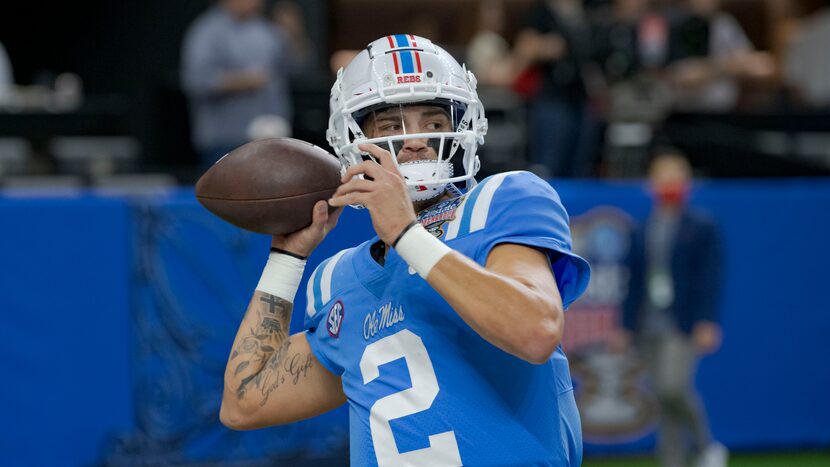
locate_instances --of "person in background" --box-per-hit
[590,0,674,177]
[784,0,830,108]
[613,147,727,467]
[667,0,775,112]
[467,0,515,87]
[270,1,319,78]
[0,41,13,105]
[515,0,599,178]
[591,0,668,84]
[181,0,293,168]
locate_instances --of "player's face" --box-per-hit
[362,105,453,164]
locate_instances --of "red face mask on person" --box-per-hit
[652,182,690,205]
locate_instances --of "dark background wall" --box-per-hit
[0,0,329,177]
[2,0,830,181]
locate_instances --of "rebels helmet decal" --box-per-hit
[385,34,423,75]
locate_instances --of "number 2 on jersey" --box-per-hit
[359,329,462,466]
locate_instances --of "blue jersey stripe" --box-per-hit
[458,180,488,237]
[394,34,415,73]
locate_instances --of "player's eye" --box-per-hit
[424,121,447,132]
[377,123,403,135]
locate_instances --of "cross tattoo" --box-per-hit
[260,294,284,316]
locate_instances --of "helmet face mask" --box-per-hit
[327,35,487,204]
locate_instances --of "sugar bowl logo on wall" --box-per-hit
[568,206,658,442]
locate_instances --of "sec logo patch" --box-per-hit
[327,301,344,337]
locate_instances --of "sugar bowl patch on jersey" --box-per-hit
[417,195,465,238]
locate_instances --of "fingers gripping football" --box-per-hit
[329,144,417,244]
[271,200,343,257]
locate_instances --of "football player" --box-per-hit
[219,35,591,467]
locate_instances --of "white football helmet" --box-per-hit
[327,35,487,202]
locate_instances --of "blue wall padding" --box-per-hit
[1,179,828,466]
[553,179,830,451]
[0,195,133,467]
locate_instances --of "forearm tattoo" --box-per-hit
[229,292,314,405]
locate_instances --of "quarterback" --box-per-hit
[219,35,591,466]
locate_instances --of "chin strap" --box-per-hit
[399,160,453,202]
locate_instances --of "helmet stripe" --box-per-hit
[399,51,415,74]
[386,36,400,74]
[409,35,423,72]
[392,52,400,74]
[394,34,410,47]
[394,34,415,73]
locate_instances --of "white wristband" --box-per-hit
[394,223,452,279]
[255,252,307,302]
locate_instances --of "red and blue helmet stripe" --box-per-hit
[386,34,423,75]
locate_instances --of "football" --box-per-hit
[195,138,342,235]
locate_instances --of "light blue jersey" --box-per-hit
[304,171,591,466]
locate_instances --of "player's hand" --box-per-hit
[328,143,417,244]
[271,200,342,258]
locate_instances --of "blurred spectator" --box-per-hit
[329,49,360,76]
[467,0,515,86]
[0,41,13,105]
[598,0,673,120]
[784,1,830,107]
[270,1,320,78]
[408,14,444,47]
[516,0,600,178]
[613,148,726,467]
[591,0,673,177]
[667,0,775,112]
[181,0,293,169]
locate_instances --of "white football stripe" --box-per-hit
[469,172,512,233]
[320,249,348,305]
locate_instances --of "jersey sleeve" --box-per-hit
[301,249,351,376]
[465,171,590,308]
